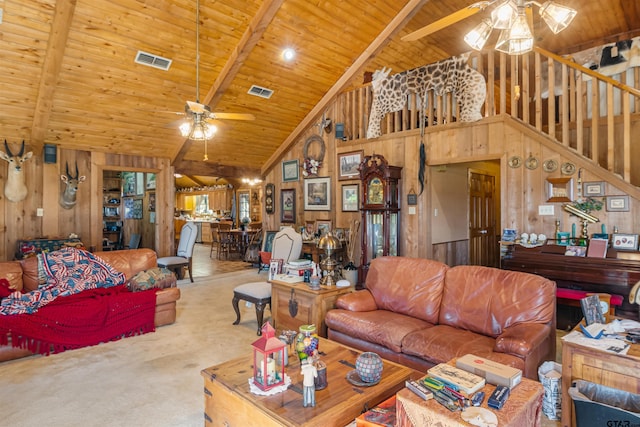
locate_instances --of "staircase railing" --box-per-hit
[335,48,640,186]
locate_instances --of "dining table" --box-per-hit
[219,228,259,259]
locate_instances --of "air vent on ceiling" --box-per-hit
[134,51,172,71]
[248,85,274,99]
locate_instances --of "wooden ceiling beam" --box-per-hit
[30,0,77,154]
[172,0,284,171]
[174,160,260,178]
[261,0,429,175]
[184,175,207,187]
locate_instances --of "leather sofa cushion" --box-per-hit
[366,257,448,324]
[439,265,556,337]
[325,308,433,353]
[401,324,526,372]
[94,249,157,280]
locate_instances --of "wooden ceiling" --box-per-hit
[2,0,638,180]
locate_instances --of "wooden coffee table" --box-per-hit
[201,338,412,427]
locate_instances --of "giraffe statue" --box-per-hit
[366,53,486,139]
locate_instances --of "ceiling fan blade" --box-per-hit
[211,112,255,121]
[402,4,485,42]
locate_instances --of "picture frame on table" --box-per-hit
[606,195,629,212]
[280,189,296,223]
[282,159,299,182]
[612,233,639,251]
[341,184,359,212]
[315,220,332,237]
[268,259,283,281]
[338,150,363,180]
[304,177,331,211]
[583,181,604,197]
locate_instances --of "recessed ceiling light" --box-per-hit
[282,48,296,61]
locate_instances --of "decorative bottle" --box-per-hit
[295,324,319,363]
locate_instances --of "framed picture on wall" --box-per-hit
[341,184,359,212]
[280,189,296,223]
[304,177,331,210]
[338,150,363,180]
[122,172,136,197]
[135,172,145,196]
[606,195,629,212]
[146,173,156,190]
[282,159,299,182]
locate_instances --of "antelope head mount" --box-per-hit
[59,162,86,209]
[0,140,33,202]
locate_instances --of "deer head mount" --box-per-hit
[59,162,86,209]
[0,140,33,202]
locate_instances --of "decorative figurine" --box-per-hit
[301,361,318,407]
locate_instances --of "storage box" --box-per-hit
[456,354,522,389]
[355,395,396,427]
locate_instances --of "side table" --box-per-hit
[396,375,543,426]
[271,279,353,337]
[561,325,640,427]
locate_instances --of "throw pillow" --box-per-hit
[0,278,13,299]
[127,267,176,292]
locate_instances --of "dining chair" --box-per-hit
[157,221,198,282]
[209,222,220,258]
[217,222,232,260]
[232,226,303,335]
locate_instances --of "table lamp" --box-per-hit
[317,232,342,286]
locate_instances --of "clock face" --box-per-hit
[367,177,384,204]
[266,186,273,196]
[266,197,272,205]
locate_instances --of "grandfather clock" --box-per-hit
[359,154,402,286]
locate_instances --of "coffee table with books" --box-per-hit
[201,337,413,427]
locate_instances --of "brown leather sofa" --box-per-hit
[0,248,180,362]
[325,256,556,379]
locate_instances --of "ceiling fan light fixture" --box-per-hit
[464,19,494,50]
[495,10,533,55]
[491,1,517,29]
[539,1,577,34]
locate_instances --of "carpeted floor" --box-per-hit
[0,270,267,427]
[0,267,564,427]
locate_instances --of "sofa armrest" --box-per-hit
[335,290,378,312]
[494,323,551,357]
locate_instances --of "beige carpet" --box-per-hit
[0,270,267,427]
[0,269,564,427]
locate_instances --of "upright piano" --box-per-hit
[502,244,640,320]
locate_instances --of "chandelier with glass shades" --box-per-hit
[464,0,577,55]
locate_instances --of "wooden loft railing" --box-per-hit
[336,48,640,187]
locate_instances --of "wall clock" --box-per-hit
[265,184,275,214]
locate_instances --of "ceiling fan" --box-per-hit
[178,0,254,159]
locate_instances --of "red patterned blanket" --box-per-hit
[0,285,156,355]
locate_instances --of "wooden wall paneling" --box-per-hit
[42,160,60,237]
[24,150,42,240]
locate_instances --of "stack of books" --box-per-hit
[285,259,313,276]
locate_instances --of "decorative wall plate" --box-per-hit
[543,159,558,173]
[508,156,522,168]
[525,155,539,170]
[561,162,576,175]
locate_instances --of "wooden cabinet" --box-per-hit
[201,222,212,243]
[561,327,640,427]
[271,279,353,337]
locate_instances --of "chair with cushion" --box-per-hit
[232,226,302,335]
[157,221,198,282]
[124,233,141,250]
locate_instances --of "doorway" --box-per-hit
[468,168,498,267]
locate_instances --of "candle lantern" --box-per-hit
[252,322,286,391]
